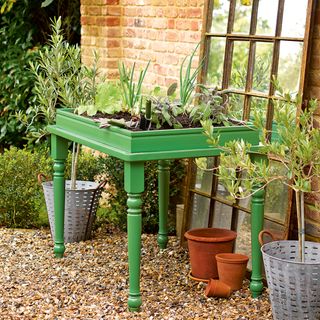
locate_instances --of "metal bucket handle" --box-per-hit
[85,178,108,240]
[258,229,277,246]
[38,173,49,185]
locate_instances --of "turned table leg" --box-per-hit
[124,161,144,311]
[250,185,265,297]
[51,134,68,258]
[157,160,170,250]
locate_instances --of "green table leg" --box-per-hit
[124,161,144,311]
[51,134,68,258]
[250,185,265,297]
[157,160,170,250]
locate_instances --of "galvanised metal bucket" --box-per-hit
[261,238,320,320]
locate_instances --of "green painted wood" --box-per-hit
[48,109,259,161]
[124,162,144,311]
[250,185,265,298]
[157,160,170,249]
[51,134,68,258]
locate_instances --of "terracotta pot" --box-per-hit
[216,253,249,291]
[184,228,237,280]
[205,279,231,298]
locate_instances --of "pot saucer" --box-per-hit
[188,271,209,283]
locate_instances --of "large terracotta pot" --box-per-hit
[216,253,249,291]
[184,228,237,280]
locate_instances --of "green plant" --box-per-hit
[204,84,320,262]
[179,42,203,107]
[19,17,100,146]
[0,147,52,227]
[189,87,230,125]
[150,84,184,129]
[97,156,185,233]
[118,61,150,114]
[0,145,102,228]
[76,82,122,116]
[0,2,39,150]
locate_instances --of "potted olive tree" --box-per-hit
[203,84,320,319]
[22,18,106,243]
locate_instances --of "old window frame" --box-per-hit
[182,0,316,242]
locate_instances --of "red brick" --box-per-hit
[166,30,179,42]
[81,16,96,26]
[167,19,175,29]
[165,7,178,18]
[107,6,122,16]
[87,6,101,16]
[186,7,203,18]
[176,20,191,30]
[106,39,121,48]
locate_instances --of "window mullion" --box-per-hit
[265,0,285,133]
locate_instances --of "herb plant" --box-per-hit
[118,61,150,114]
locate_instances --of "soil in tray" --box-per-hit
[84,111,242,132]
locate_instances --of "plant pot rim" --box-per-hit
[216,253,249,264]
[184,228,237,243]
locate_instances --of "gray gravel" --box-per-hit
[0,226,272,319]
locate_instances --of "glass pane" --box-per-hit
[216,183,229,198]
[210,0,229,34]
[194,158,214,195]
[190,194,210,228]
[230,41,250,90]
[250,97,268,122]
[234,210,252,269]
[206,38,226,87]
[233,0,252,34]
[238,171,251,209]
[282,0,308,38]
[256,0,278,36]
[264,160,289,224]
[253,43,273,93]
[228,93,244,119]
[278,41,303,92]
[212,202,232,229]
[264,219,286,239]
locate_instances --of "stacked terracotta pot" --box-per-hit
[185,228,249,298]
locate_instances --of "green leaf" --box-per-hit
[41,0,54,8]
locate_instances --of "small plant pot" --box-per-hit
[205,279,231,298]
[184,228,237,280]
[216,253,249,291]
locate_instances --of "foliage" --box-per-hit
[18,17,100,146]
[0,145,102,228]
[97,156,186,233]
[0,0,81,150]
[0,1,38,150]
[118,61,150,114]
[0,147,52,228]
[150,84,184,129]
[190,87,229,125]
[204,84,320,260]
[179,42,203,107]
[77,82,122,116]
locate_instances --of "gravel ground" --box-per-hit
[0,226,272,319]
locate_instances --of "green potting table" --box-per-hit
[48,109,265,311]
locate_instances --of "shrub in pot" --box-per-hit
[28,18,105,242]
[204,84,320,319]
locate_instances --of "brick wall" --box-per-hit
[303,0,320,241]
[80,0,204,87]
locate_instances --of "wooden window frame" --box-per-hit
[181,0,316,242]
